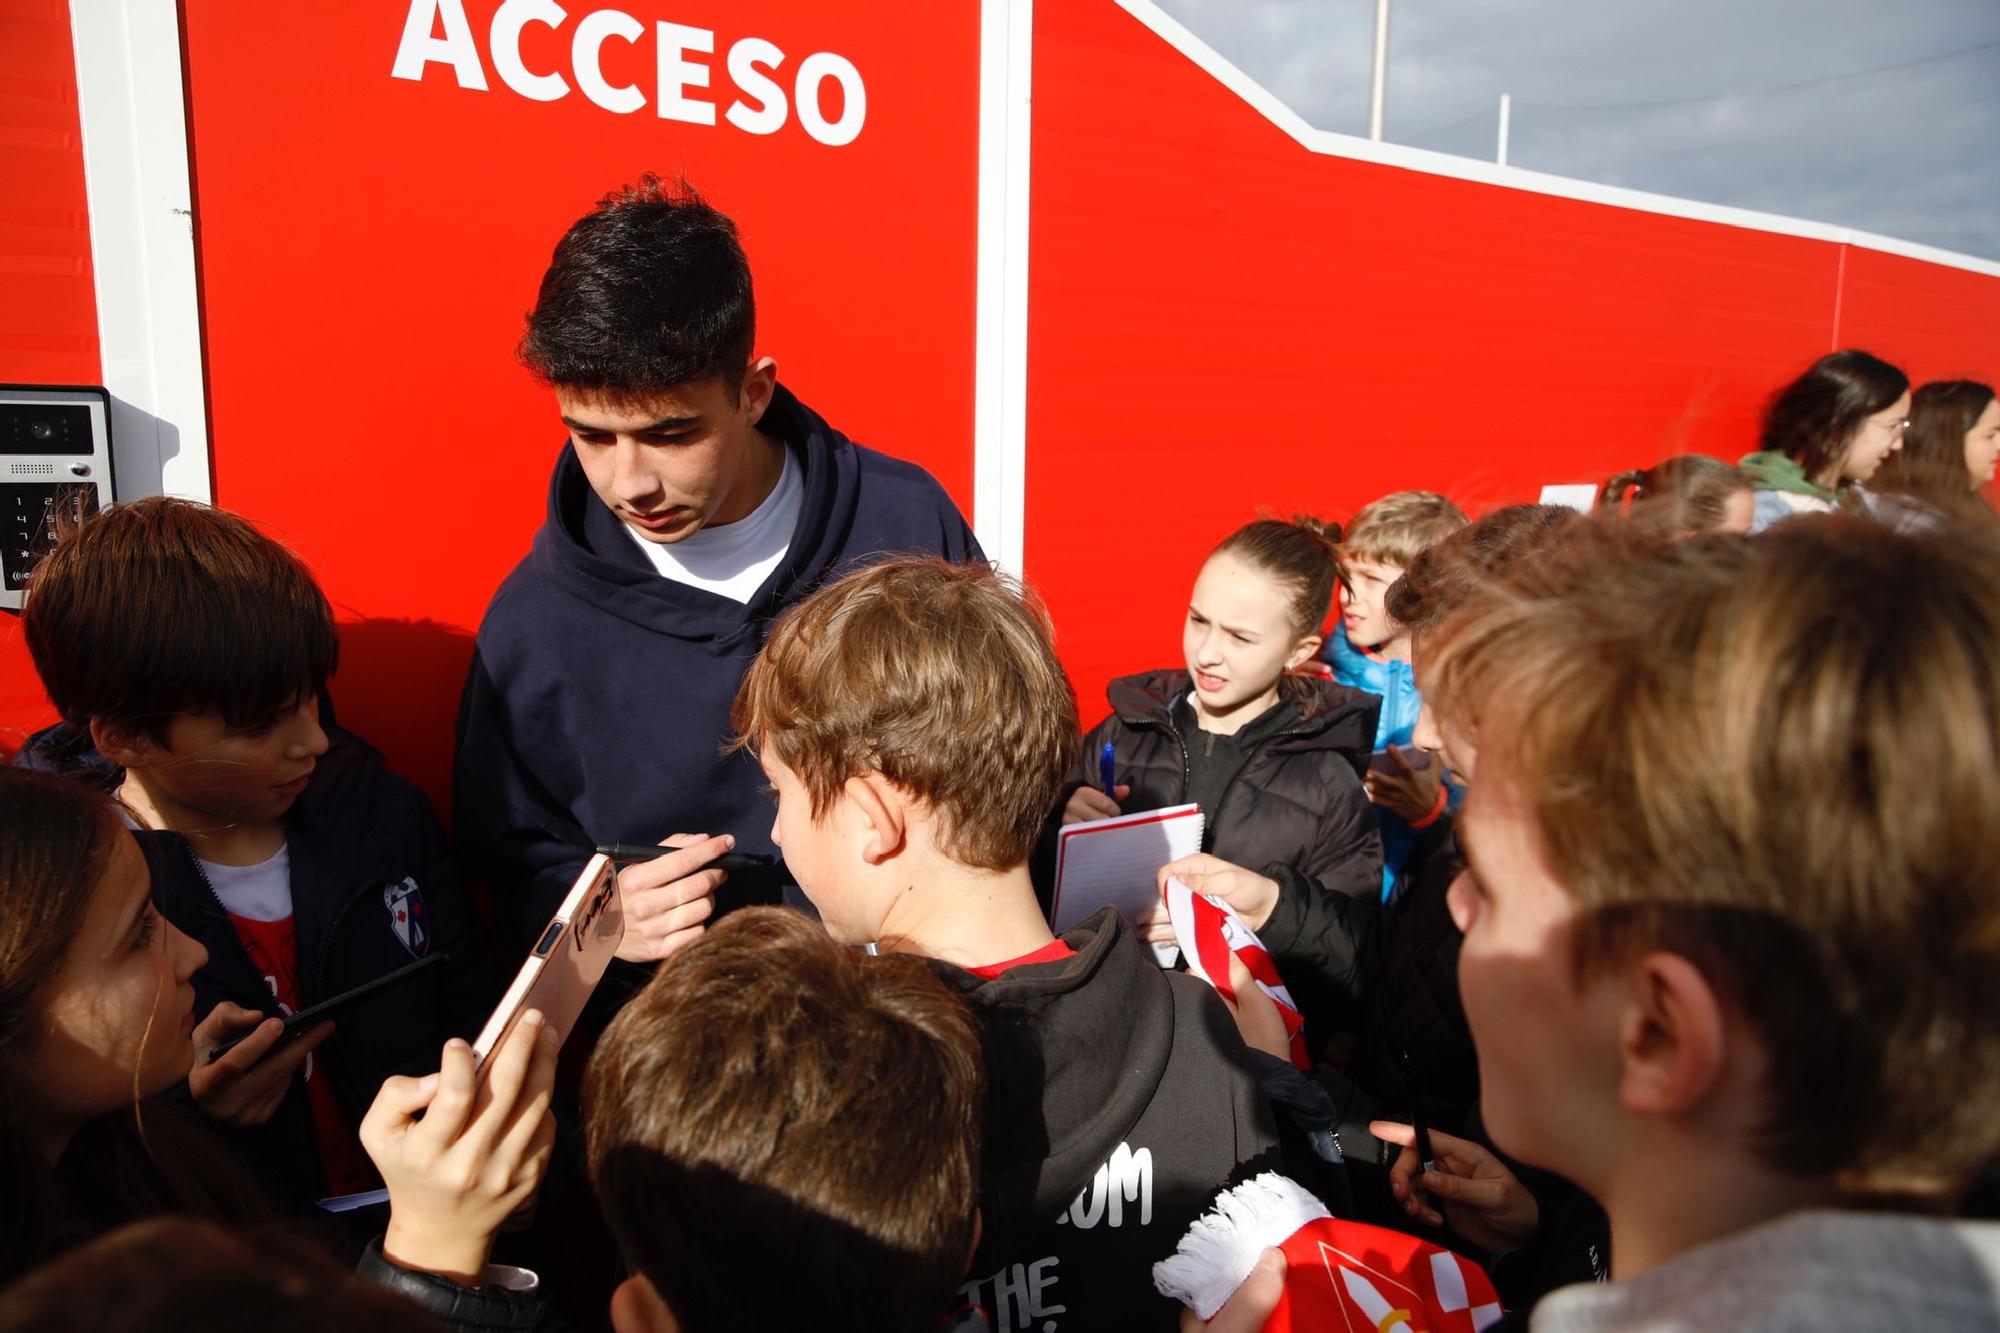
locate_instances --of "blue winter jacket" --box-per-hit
[1324,629,1456,902]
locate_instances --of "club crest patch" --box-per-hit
[384,877,429,958]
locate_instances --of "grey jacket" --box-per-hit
[1531,1208,2000,1332]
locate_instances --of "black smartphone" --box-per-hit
[205,951,449,1063]
[1369,745,1434,776]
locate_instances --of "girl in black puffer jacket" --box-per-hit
[1049,517,1385,1037]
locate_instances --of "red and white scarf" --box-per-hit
[1164,876,1310,1071]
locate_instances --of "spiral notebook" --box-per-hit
[1052,804,1205,959]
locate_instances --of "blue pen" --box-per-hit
[1099,741,1117,796]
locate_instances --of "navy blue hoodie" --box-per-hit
[455,384,981,953]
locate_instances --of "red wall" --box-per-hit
[178,0,983,813]
[0,0,97,753]
[10,0,2000,806]
[1022,0,2000,719]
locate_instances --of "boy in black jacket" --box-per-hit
[18,497,502,1209]
[731,557,1282,1332]
[455,174,980,970]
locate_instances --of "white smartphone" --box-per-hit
[471,853,625,1072]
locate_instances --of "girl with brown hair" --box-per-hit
[1739,348,1910,530]
[0,768,268,1281]
[1870,380,2000,532]
[0,769,555,1329]
[1597,454,1754,536]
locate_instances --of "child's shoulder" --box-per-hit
[1101,669,1190,723]
[293,725,443,844]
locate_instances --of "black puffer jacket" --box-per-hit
[1300,825,1479,1232]
[154,727,504,1207]
[1072,671,1382,895]
[1054,671,1384,1033]
[1345,823,1477,1136]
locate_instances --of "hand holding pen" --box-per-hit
[1061,741,1130,825]
[1369,1119,1541,1254]
[596,844,777,875]
[595,836,740,964]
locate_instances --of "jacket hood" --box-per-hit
[934,909,1179,1232]
[532,382,865,647]
[1105,669,1380,758]
[1740,449,1839,502]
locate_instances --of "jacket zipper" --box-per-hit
[309,874,377,1117]
[191,844,369,1114]
[1129,691,1321,849]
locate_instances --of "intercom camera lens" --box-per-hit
[27,420,55,442]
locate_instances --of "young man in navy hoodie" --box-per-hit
[455,175,981,967]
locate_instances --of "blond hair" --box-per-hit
[730,558,1079,871]
[1341,491,1469,572]
[1422,517,2000,1190]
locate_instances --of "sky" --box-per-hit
[1152,0,2000,262]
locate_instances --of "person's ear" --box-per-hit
[1617,951,1728,1121]
[609,1274,678,1333]
[845,772,910,866]
[90,717,159,771]
[1285,634,1324,671]
[739,356,779,428]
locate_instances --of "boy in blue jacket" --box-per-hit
[455,175,980,968]
[1324,491,1467,902]
[18,497,503,1209]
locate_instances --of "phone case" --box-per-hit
[471,853,626,1070]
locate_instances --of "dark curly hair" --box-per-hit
[519,174,755,404]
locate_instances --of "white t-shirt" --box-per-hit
[200,844,294,921]
[623,447,802,603]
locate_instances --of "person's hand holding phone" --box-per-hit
[1370,1119,1539,1253]
[362,1011,560,1285]
[188,1002,333,1127]
[1364,744,1444,823]
[1157,854,1283,932]
[612,833,732,963]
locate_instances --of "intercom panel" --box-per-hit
[0,386,114,612]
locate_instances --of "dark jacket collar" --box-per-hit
[22,720,393,922]
[1106,668,1380,756]
[532,382,864,644]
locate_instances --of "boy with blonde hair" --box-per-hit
[732,557,1279,1332]
[1379,518,2000,1328]
[1326,490,1469,901]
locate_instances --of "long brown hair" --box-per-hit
[1758,348,1908,483]
[0,770,267,1282]
[1875,379,1996,497]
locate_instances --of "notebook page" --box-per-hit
[1052,803,1205,934]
